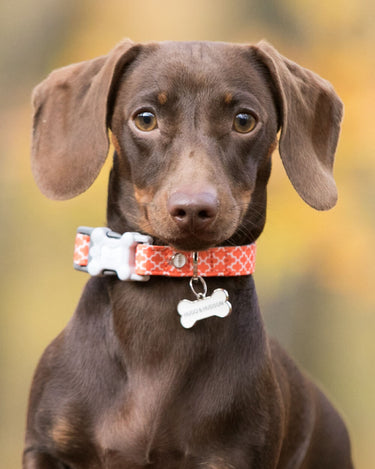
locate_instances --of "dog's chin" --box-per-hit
[156,232,229,252]
[148,220,239,252]
[169,239,215,252]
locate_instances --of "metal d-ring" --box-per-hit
[192,252,199,278]
[189,252,207,299]
[189,276,208,299]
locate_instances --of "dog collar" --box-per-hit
[73,226,256,281]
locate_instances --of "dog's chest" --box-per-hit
[93,368,244,468]
[94,369,190,466]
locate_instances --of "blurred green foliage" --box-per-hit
[1,0,374,467]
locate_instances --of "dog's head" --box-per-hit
[31,40,343,251]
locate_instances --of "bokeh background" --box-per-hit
[1,0,374,467]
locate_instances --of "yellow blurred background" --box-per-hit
[1,0,374,467]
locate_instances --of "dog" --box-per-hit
[24,39,354,468]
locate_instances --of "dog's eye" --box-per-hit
[134,111,158,131]
[233,113,257,133]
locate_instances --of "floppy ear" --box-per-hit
[31,39,140,200]
[252,41,343,210]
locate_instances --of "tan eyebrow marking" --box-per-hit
[224,92,233,105]
[158,92,168,105]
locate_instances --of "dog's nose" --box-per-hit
[167,191,219,232]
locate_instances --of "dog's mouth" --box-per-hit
[140,210,238,251]
[160,232,224,252]
[147,215,239,252]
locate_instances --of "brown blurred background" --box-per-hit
[1,0,374,467]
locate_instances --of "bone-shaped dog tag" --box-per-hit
[177,288,232,329]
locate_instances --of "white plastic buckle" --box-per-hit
[78,227,153,281]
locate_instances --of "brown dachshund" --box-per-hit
[24,39,354,468]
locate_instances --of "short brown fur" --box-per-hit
[24,39,353,468]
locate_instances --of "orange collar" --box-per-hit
[73,227,256,281]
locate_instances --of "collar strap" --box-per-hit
[73,226,256,281]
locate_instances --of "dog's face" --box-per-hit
[31,40,343,251]
[110,42,278,250]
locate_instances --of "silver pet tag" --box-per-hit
[178,285,232,329]
[177,252,232,328]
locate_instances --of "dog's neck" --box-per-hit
[108,274,268,371]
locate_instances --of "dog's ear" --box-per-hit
[31,39,140,200]
[252,41,343,210]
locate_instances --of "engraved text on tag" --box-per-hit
[177,288,232,329]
